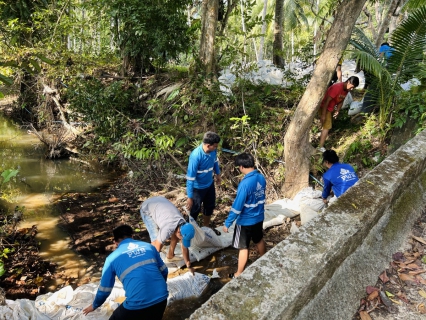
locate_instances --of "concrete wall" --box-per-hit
[190,130,426,320]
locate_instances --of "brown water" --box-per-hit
[0,114,116,289]
[0,113,237,317]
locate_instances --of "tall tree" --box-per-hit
[94,0,193,75]
[283,0,367,198]
[199,0,219,74]
[273,0,285,67]
[258,0,269,61]
[375,0,403,47]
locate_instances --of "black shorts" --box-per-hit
[232,221,264,250]
[190,182,216,220]
[109,299,167,320]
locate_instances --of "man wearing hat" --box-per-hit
[140,196,195,273]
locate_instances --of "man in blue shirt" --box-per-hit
[186,132,221,229]
[379,42,395,61]
[83,225,168,320]
[223,153,266,278]
[322,150,359,204]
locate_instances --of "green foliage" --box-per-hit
[394,89,426,131]
[65,78,135,140]
[88,0,194,72]
[1,169,19,184]
[342,115,382,167]
[350,6,426,136]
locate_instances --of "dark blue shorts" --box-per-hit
[109,298,167,320]
[190,182,216,220]
[232,221,264,249]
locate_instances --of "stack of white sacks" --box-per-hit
[0,272,211,320]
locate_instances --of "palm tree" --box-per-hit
[350,5,426,133]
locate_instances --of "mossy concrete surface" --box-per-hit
[190,130,426,320]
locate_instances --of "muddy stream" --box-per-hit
[0,114,237,319]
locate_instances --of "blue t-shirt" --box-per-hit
[93,238,168,310]
[322,163,358,199]
[379,44,394,60]
[225,170,266,228]
[186,144,220,198]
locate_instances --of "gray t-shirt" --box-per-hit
[141,196,185,244]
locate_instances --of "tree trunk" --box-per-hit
[375,0,401,47]
[258,0,269,61]
[273,0,284,68]
[219,0,237,36]
[363,6,377,40]
[199,0,219,75]
[389,1,406,36]
[282,0,367,199]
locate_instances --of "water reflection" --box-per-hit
[0,113,113,289]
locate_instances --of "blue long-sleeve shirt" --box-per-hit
[186,144,220,198]
[322,163,358,199]
[93,238,168,311]
[225,170,266,228]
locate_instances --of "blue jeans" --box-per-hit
[140,209,159,242]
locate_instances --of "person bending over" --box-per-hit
[83,225,168,320]
[322,149,359,204]
[140,196,195,273]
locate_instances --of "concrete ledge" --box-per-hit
[190,130,426,320]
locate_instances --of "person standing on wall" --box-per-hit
[186,131,221,233]
[223,153,267,278]
[82,225,168,320]
[318,76,360,152]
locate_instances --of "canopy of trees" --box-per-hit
[1,0,425,197]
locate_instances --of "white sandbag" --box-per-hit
[167,272,210,306]
[293,187,322,204]
[328,196,338,205]
[35,292,64,319]
[48,286,74,306]
[263,214,285,229]
[341,92,353,109]
[265,200,299,218]
[200,227,222,248]
[188,217,207,247]
[348,100,363,116]
[299,198,325,212]
[300,204,320,225]
[12,299,50,320]
[290,222,299,234]
[0,304,14,320]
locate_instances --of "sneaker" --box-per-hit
[318,147,326,153]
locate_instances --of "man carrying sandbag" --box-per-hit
[140,196,195,273]
[83,225,168,319]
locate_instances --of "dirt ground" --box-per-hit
[55,175,293,283]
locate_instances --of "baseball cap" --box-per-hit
[180,223,195,248]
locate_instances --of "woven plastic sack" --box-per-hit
[167,272,210,305]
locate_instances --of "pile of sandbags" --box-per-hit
[0,272,211,320]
